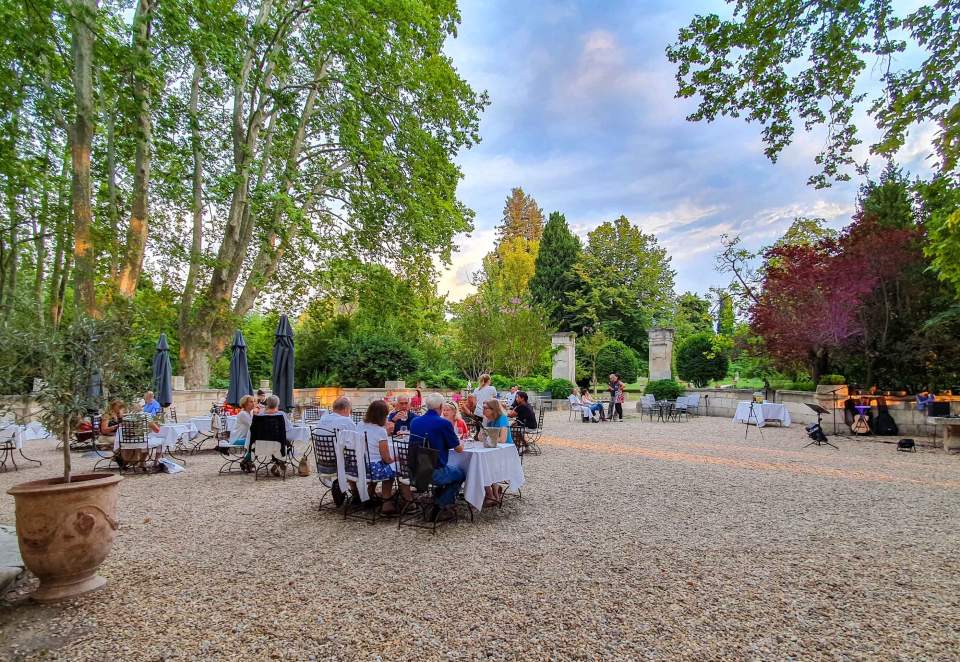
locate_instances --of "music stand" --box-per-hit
[804,403,838,449]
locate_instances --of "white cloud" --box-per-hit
[435,228,497,301]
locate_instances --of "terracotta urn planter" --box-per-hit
[7,472,121,602]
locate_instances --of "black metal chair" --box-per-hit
[218,413,250,474]
[0,425,20,472]
[70,413,100,452]
[341,431,379,524]
[350,407,367,424]
[395,434,467,534]
[311,429,339,510]
[303,405,323,425]
[249,414,289,481]
[115,416,157,474]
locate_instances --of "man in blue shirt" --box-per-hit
[409,393,464,516]
[387,393,418,435]
[143,391,162,416]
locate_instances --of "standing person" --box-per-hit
[613,374,625,421]
[410,389,423,410]
[409,393,465,520]
[388,393,418,435]
[607,374,617,421]
[506,385,519,408]
[472,374,497,419]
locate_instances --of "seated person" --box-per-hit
[442,401,470,439]
[356,400,399,513]
[256,389,267,406]
[579,390,606,422]
[256,394,294,475]
[409,393,465,519]
[225,394,257,473]
[482,399,513,445]
[388,393,418,435]
[142,390,161,416]
[507,391,538,429]
[506,385,519,408]
[458,394,481,436]
[318,397,357,433]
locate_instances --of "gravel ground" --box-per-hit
[0,410,958,660]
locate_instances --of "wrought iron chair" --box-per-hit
[350,407,367,424]
[517,404,545,456]
[395,434,464,534]
[672,396,690,422]
[340,430,379,524]
[218,413,250,474]
[116,415,160,474]
[248,414,289,481]
[684,393,701,416]
[303,405,323,425]
[639,395,656,421]
[311,429,339,511]
[0,425,20,472]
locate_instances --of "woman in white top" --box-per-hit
[472,373,498,418]
[226,395,257,472]
[355,400,398,513]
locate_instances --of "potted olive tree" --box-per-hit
[3,317,139,602]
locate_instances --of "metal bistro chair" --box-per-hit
[218,413,249,474]
[685,393,701,416]
[395,434,464,534]
[303,405,323,425]
[341,432,380,524]
[673,396,690,422]
[248,415,289,481]
[116,416,160,474]
[0,425,22,472]
[350,407,367,424]
[311,429,340,511]
[520,404,545,456]
[639,395,656,421]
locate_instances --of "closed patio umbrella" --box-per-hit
[227,330,254,407]
[271,315,295,411]
[151,333,174,408]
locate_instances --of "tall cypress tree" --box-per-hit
[530,211,581,329]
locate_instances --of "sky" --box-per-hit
[435,0,936,301]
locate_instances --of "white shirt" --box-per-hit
[507,391,518,406]
[230,410,253,443]
[356,422,388,464]
[473,385,498,416]
[318,411,356,434]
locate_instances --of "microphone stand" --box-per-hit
[822,386,845,435]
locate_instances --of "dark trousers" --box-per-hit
[614,403,623,420]
[432,465,465,507]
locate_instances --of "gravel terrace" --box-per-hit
[0,410,958,660]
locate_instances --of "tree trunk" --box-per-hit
[105,113,120,283]
[69,0,98,317]
[180,332,212,389]
[117,0,154,298]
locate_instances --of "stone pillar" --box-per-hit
[172,375,185,391]
[551,332,577,383]
[648,328,675,381]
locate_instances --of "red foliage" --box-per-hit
[751,238,876,374]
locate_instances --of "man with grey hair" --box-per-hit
[143,390,161,416]
[410,392,465,520]
[387,392,418,435]
[318,396,356,433]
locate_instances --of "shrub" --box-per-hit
[595,340,639,383]
[676,333,729,388]
[418,369,467,391]
[328,333,420,387]
[490,374,512,390]
[517,376,550,393]
[644,379,682,400]
[819,374,846,385]
[547,378,575,400]
[789,380,815,391]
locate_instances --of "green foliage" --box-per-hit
[644,379,682,401]
[819,374,847,385]
[417,369,467,391]
[674,292,714,343]
[595,340,640,384]
[676,333,729,388]
[529,211,582,329]
[567,216,675,354]
[327,333,420,388]
[548,378,575,400]
[717,293,735,337]
[917,177,960,297]
[668,2,960,188]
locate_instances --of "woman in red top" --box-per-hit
[442,401,469,439]
[410,389,423,410]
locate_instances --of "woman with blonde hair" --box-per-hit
[442,401,470,439]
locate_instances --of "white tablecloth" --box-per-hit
[0,423,50,449]
[189,415,236,434]
[447,442,525,511]
[150,422,197,448]
[733,402,792,427]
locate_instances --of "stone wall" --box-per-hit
[679,388,959,441]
